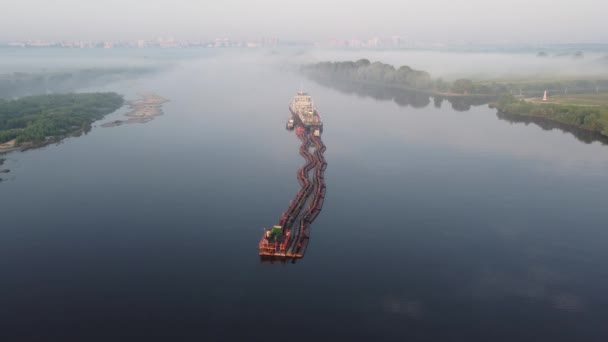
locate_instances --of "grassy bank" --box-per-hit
[495,95,608,137]
[530,93,608,106]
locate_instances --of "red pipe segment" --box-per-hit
[283,132,315,233]
[293,133,327,255]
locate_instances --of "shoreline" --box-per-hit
[500,110,608,137]
[0,92,124,155]
[315,73,608,140]
[0,92,169,155]
[493,96,608,140]
[0,132,86,155]
[0,139,19,154]
[496,110,608,144]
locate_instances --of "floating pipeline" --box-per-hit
[282,130,315,233]
[290,134,327,256]
[259,125,327,260]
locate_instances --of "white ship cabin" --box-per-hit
[292,92,314,114]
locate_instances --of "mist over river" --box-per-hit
[1,48,608,341]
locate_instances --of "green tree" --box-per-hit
[451,79,474,94]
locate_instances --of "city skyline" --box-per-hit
[4,35,608,51]
[2,0,607,44]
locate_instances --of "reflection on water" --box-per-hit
[307,76,496,111]
[308,75,608,145]
[309,76,430,108]
[496,111,608,145]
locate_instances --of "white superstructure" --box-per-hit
[289,91,322,128]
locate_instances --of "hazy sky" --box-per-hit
[2,0,606,43]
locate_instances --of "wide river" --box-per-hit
[1,49,608,341]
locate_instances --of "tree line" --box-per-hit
[302,59,608,97]
[302,59,434,91]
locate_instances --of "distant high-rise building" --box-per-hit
[391,36,401,48]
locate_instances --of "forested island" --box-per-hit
[302,59,608,139]
[0,93,124,153]
[302,59,608,98]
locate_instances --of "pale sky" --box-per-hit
[2,0,606,43]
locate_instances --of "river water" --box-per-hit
[1,49,608,341]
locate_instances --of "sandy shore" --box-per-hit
[0,139,20,154]
[102,93,169,127]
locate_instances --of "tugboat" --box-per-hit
[286,118,294,130]
[259,225,290,255]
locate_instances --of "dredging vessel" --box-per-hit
[289,91,323,134]
[259,91,327,260]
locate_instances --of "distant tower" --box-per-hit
[542,90,548,101]
[391,35,401,48]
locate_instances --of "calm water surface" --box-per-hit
[1,50,608,341]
